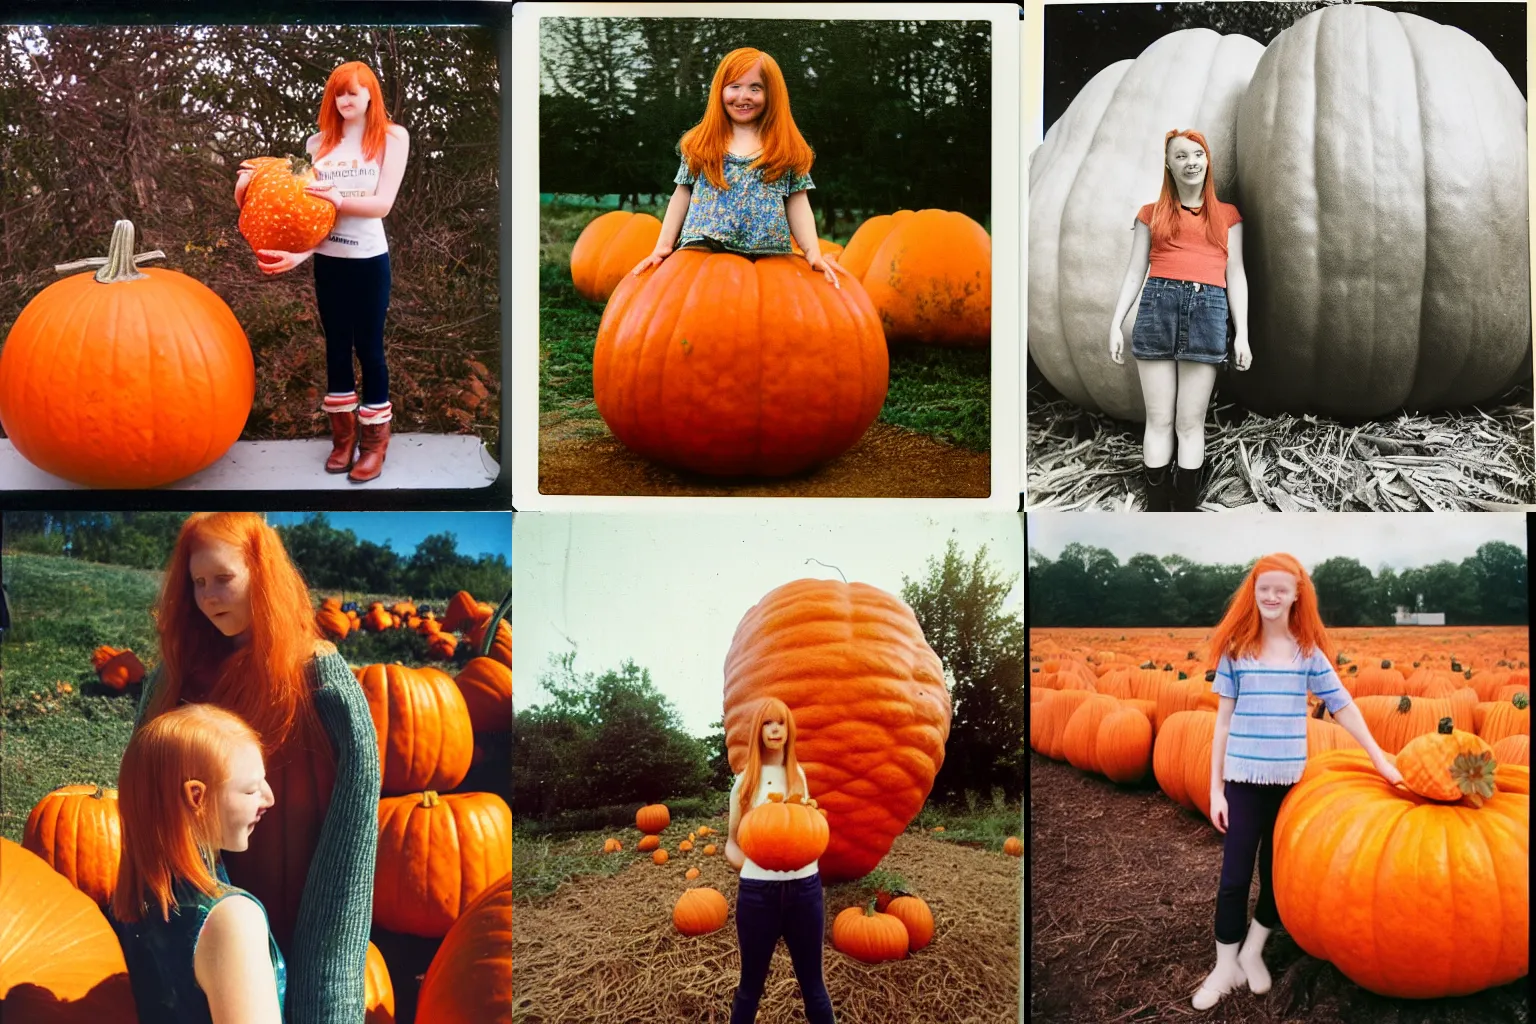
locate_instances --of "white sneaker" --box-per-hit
[1238,920,1273,994]
[1192,940,1247,1010]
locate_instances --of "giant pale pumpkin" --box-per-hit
[356,663,474,795]
[414,872,512,1024]
[570,210,664,303]
[593,249,888,476]
[839,209,990,346]
[0,836,138,1021]
[1232,6,1529,417]
[374,791,512,938]
[0,220,255,488]
[22,785,121,909]
[723,579,950,882]
[1273,749,1528,997]
[455,657,512,733]
[238,154,338,255]
[1027,29,1263,420]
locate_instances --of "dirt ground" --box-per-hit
[1029,753,1530,1024]
[512,832,1021,1023]
[537,415,990,497]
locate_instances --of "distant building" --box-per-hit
[1393,605,1446,626]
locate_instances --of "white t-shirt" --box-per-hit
[307,130,390,258]
[732,763,820,882]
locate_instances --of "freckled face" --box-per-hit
[1254,570,1298,623]
[723,62,766,125]
[190,538,253,640]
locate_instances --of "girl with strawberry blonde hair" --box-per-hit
[112,704,284,1023]
[724,697,837,1024]
[632,47,842,288]
[234,60,411,483]
[136,512,380,1024]
[1109,129,1249,511]
[1193,553,1399,1011]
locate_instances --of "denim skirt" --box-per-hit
[1130,276,1230,364]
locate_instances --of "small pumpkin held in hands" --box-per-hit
[238,154,338,255]
[738,791,830,872]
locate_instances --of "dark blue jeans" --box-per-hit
[732,875,836,1024]
[314,252,391,406]
[1214,780,1292,944]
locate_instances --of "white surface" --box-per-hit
[0,435,500,490]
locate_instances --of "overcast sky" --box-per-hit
[1027,513,1528,570]
[513,512,1023,737]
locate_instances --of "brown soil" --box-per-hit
[538,415,990,497]
[513,832,1021,1023]
[1029,753,1530,1023]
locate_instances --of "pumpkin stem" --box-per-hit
[1396,695,1412,714]
[1515,692,1530,711]
[53,220,167,281]
[420,791,440,808]
[1436,717,1454,735]
[865,897,880,917]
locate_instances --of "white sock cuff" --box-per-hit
[358,402,393,425]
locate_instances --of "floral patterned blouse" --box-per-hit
[674,153,815,255]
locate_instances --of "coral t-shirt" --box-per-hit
[1135,200,1242,288]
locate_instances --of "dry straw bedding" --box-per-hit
[513,833,1021,1023]
[1026,396,1536,511]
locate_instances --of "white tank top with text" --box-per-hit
[309,130,389,258]
[733,764,820,882]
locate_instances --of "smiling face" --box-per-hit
[189,537,253,641]
[1253,570,1299,625]
[760,714,786,755]
[212,737,273,853]
[723,61,766,126]
[334,81,371,122]
[1166,134,1208,190]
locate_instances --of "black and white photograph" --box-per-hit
[1025,1,1532,511]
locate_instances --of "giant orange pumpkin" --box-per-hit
[724,579,950,882]
[840,209,991,347]
[414,873,512,1024]
[22,785,121,908]
[0,836,138,1021]
[1152,710,1216,823]
[0,220,255,488]
[356,663,474,795]
[238,155,338,255]
[375,791,512,938]
[1096,706,1153,784]
[1273,749,1528,997]
[570,210,664,303]
[455,657,512,733]
[1027,29,1263,420]
[593,249,888,477]
[1231,6,1530,417]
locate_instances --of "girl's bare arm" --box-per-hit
[785,190,821,261]
[194,895,283,1024]
[1111,221,1153,328]
[320,125,410,220]
[632,184,692,275]
[725,777,745,870]
[1225,222,1248,342]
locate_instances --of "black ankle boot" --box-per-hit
[1143,463,1174,512]
[1173,465,1204,512]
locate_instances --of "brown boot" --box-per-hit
[349,419,390,483]
[325,411,357,473]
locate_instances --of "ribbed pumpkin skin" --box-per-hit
[1397,723,1495,802]
[415,873,512,1024]
[1304,716,1361,758]
[1354,695,1453,754]
[832,903,910,964]
[1232,6,1530,417]
[1061,694,1120,774]
[1027,29,1263,421]
[840,209,991,347]
[672,887,730,936]
[0,836,137,1020]
[1479,693,1531,745]
[374,791,512,938]
[0,257,255,489]
[455,657,512,734]
[22,785,121,909]
[885,895,935,952]
[356,664,474,796]
[570,210,663,303]
[466,616,512,668]
[1097,707,1153,784]
[635,804,671,834]
[238,156,338,254]
[723,579,950,883]
[1153,710,1216,822]
[593,249,889,477]
[1491,733,1530,767]
[1039,690,1093,760]
[364,940,395,1024]
[1273,750,1528,997]
[737,799,830,872]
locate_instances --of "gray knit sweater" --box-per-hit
[135,645,380,1024]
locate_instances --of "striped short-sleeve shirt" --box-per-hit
[1212,648,1353,785]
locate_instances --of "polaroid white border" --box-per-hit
[512,1,1023,511]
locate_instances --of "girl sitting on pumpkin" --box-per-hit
[631,47,841,287]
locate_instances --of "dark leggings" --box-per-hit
[313,252,391,406]
[1214,780,1292,944]
[732,875,836,1024]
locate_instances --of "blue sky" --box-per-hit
[267,512,511,563]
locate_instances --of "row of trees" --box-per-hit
[1028,542,1529,628]
[511,541,1024,823]
[540,17,992,229]
[2,512,510,600]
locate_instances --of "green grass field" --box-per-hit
[539,203,992,452]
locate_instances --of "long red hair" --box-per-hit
[113,704,263,923]
[736,697,809,821]
[680,47,813,191]
[1204,553,1335,670]
[315,60,394,164]
[144,513,326,762]
[1147,129,1227,250]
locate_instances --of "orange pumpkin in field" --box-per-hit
[355,663,473,795]
[414,873,511,1024]
[466,613,511,668]
[238,154,338,255]
[22,784,121,908]
[374,791,512,938]
[455,657,512,733]
[839,209,991,347]
[365,940,394,1024]
[635,804,671,835]
[91,646,147,691]
[570,210,663,302]
[594,249,889,477]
